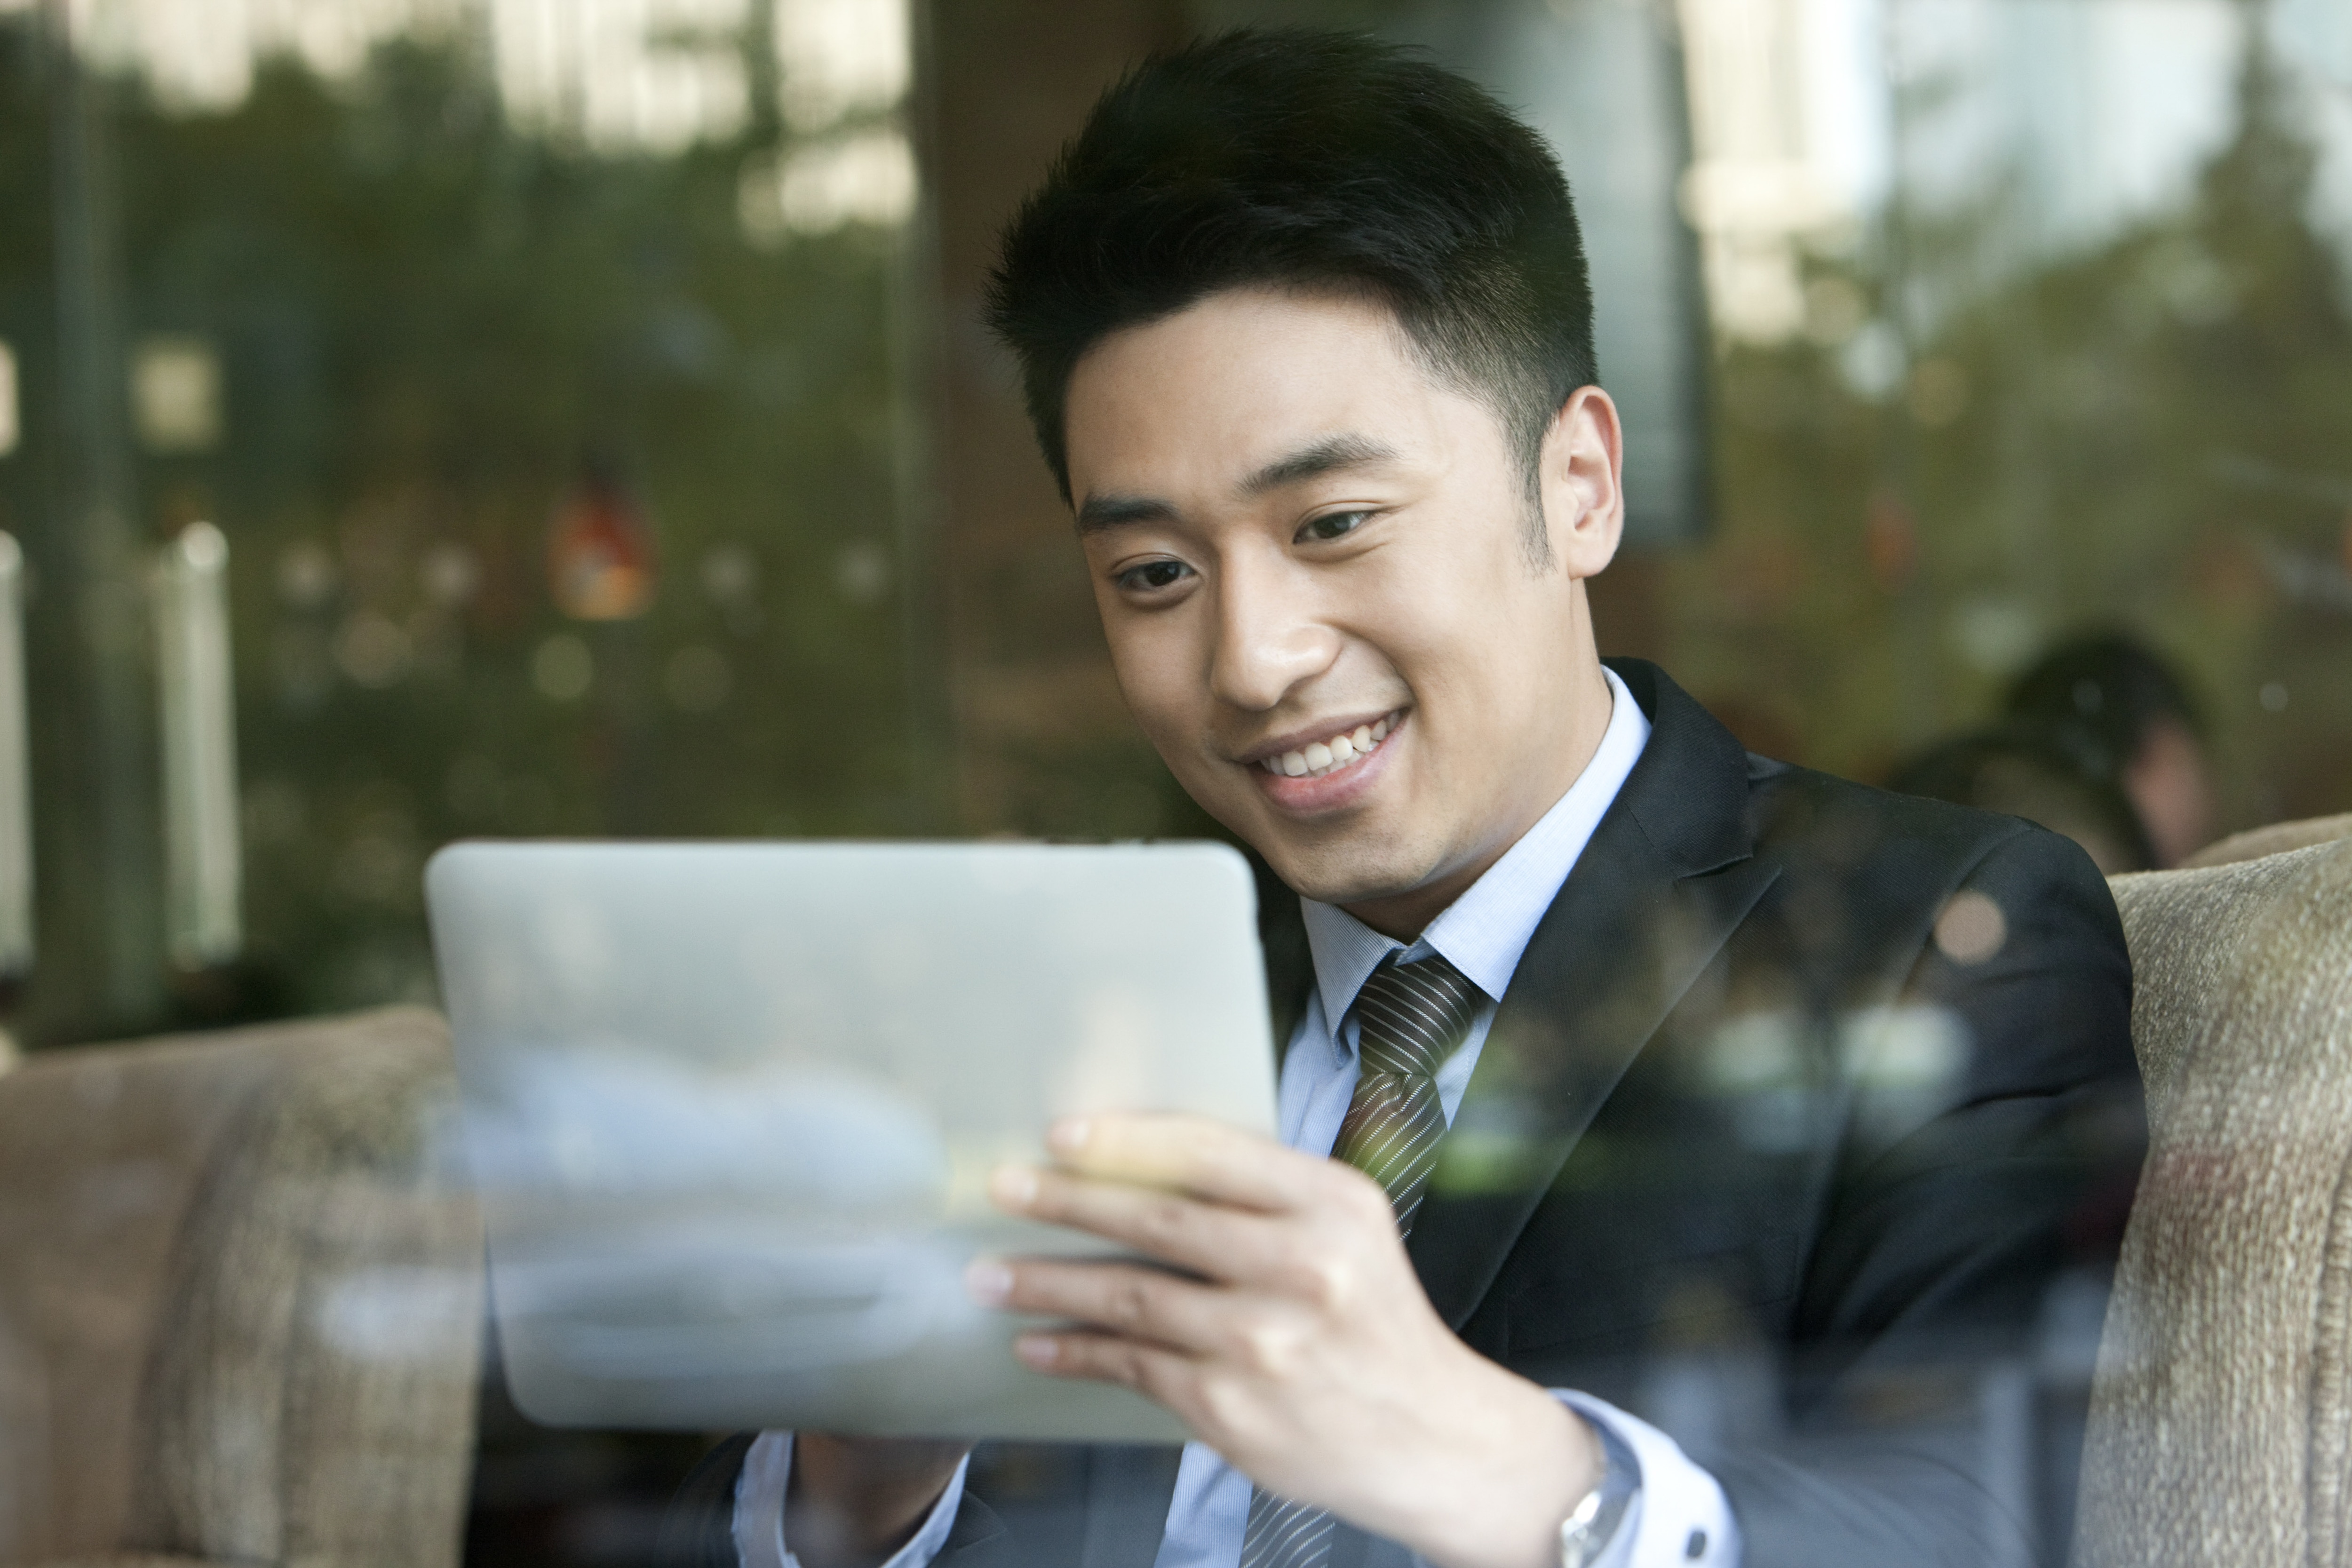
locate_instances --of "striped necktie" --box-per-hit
[1238,954,1485,1568]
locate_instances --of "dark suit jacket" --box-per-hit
[665,659,2147,1568]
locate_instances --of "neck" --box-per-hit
[1340,652,1616,942]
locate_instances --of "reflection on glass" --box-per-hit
[0,0,2344,1560]
[129,334,222,454]
[0,532,28,980]
[0,340,17,457]
[153,521,242,969]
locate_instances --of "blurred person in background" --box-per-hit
[1888,723,2156,876]
[2003,634,2216,868]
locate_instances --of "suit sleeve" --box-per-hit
[1699,824,2145,1568]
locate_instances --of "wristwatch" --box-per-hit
[1556,1421,1637,1568]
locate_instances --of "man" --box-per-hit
[669,29,2145,1568]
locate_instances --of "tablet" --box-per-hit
[425,839,1276,1443]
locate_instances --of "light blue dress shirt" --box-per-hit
[740,666,1740,1568]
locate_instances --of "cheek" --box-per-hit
[1361,563,1561,726]
[1103,616,1210,755]
[1345,563,1496,690]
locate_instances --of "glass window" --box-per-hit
[3,2,2346,1564]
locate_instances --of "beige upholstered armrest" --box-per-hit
[0,1008,483,1568]
[2181,810,2352,869]
[2074,841,2352,1567]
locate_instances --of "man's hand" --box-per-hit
[785,1433,969,1568]
[968,1113,1601,1568]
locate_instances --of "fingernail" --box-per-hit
[1046,1116,1091,1155]
[1015,1334,1058,1369]
[989,1163,1040,1209]
[963,1258,1012,1306]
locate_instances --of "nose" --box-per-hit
[1207,547,1340,712]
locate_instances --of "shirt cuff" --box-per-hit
[731,1431,973,1568]
[1554,1391,1740,1568]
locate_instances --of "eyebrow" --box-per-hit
[1239,433,1401,496]
[1074,493,1177,534]
[1073,433,1403,535]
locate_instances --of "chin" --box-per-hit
[1253,831,1434,909]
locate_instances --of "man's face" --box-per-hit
[1063,288,1622,933]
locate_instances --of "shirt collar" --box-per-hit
[1298,664,1653,1046]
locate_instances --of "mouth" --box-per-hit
[1252,710,1402,781]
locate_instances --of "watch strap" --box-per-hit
[1557,1415,1639,1568]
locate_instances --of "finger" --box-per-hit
[1043,1112,1339,1211]
[1012,1325,1200,1413]
[970,1254,1230,1352]
[989,1164,1297,1280]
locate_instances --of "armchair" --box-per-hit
[0,1007,483,1568]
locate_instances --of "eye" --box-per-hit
[1114,558,1192,593]
[1298,509,1373,543]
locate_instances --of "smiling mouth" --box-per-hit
[1256,712,1402,780]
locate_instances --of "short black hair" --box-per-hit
[2004,633,2204,772]
[985,28,1597,543]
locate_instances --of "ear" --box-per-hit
[1535,385,1625,579]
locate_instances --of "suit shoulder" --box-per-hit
[1733,759,2129,1033]
[1745,754,2062,877]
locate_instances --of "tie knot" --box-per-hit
[1351,954,1483,1081]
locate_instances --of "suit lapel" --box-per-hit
[1073,1442,1185,1568]
[1404,661,1781,1330]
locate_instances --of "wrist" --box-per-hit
[1396,1378,1605,1568]
[1554,1416,1637,1568]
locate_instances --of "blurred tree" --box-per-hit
[1659,1,2352,832]
[0,20,926,1041]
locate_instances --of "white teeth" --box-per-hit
[1261,712,1401,780]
